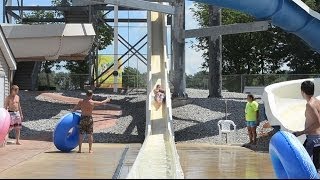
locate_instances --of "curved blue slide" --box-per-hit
[189,0,320,52]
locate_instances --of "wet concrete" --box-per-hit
[177,143,275,179]
[0,141,275,179]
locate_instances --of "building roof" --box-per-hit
[0,25,16,70]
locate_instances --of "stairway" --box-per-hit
[13,62,40,90]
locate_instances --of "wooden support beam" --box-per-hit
[184,21,271,38]
[172,0,187,98]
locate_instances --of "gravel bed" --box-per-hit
[12,88,274,151]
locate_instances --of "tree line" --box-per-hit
[20,0,320,92]
[191,0,320,75]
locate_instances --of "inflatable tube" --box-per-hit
[269,131,319,179]
[53,112,81,152]
[0,108,10,142]
[0,108,10,141]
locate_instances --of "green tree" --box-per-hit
[64,61,89,89]
[53,1,114,78]
[191,5,288,75]
[186,71,208,89]
[122,67,146,88]
[22,0,114,88]
[191,0,320,75]
[279,0,320,74]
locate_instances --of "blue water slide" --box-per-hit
[189,0,320,52]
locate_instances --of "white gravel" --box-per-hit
[12,88,274,151]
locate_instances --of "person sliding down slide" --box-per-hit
[72,90,111,153]
[154,84,166,106]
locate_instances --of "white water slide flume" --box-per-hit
[262,78,320,143]
[126,11,184,179]
[1,23,95,61]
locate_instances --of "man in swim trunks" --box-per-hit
[4,85,23,145]
[72,90,111,153]
[294,81,320,160]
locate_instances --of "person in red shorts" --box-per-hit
[5,85,23,145]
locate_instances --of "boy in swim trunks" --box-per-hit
[245,94,259,145]
[4,85,23,145]
[72,90,111,153]
[293,81,320,161]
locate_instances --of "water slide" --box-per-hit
[263,79,320,142]
[187,0,320,142]
[126,11,184,179]
[1,23,95,61]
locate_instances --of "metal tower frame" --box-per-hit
[2,0,157,92]
[3,0,272,97]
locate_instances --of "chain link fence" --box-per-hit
[187,74,320,93]
[38,72,320,92]
[38,73,148,91]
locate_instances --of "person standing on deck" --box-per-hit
[245,94,259,145]
[293,80,320,160]
[72,90,111,153]
[4,85,23,145]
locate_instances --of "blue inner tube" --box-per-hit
[53,112,81,152]
[269,131,319,179]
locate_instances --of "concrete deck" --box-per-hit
[0,141,275,179]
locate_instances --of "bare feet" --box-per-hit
[242,143,251,148]
[16,142,21,145]
[77,150,82,153]
[89,150,93,153]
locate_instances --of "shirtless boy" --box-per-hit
[294,80,320,159]
[72,90,111,153]
[5,85,23,145]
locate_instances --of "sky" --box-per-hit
[0,0,204,75]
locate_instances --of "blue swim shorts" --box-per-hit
[246,121,257,127]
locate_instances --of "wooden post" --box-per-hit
[172,0,187,98]
[208,5,222,98]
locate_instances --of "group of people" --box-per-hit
[245,80,320,170]
[71,84,166,153]
[2,84,166,153]
[4,81,320,159]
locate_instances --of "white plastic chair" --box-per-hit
[217,120,237,144]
